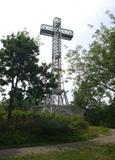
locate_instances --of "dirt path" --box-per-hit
[0,129,115,157]
[91,129,115,144]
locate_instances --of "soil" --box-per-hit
[91,129,115,144]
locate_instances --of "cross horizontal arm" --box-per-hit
[61,28,73,40]
[40,24,73,40]
[40,24,54,37]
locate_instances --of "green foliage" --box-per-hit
[0,111,108,148]
[39,113,70,136]
[83,126,109,140]
[69,120,89,134]
[85,104,115,128]
[66,12,115,110]
[0,31,57,119]
[85,107,107,126]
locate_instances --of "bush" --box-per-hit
[0,111,6,121]
[85,107,108,126]
[84,105,115,128]
[39,113,70,135]
[0,111,91,147]
[39,113,88,136]
[41,119,70,136]
[69,119,89,133]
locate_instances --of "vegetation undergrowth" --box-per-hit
[0,110,109,149]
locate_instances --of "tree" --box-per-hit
[0,31,56,119]
[66,11,115,109]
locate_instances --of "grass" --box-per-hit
[1,144,115,160]
[82,126,109,140]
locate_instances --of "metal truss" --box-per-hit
[40,17,73,113]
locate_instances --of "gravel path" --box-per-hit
[0,129,115,157]
[91,129,115,144]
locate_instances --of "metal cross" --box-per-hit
[40,17,73,112]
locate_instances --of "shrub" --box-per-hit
[40,119,70,136]
[0,111,91,147]
[85,105,115,128]
[39,113,70,136]
[69,120,89,133]
[84,107,106,126]
[0,111,6,120]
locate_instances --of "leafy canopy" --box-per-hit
[66,11,115,109]
[0,31,56,119]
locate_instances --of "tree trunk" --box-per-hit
[7,93,14,121]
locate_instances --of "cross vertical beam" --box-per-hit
[52,18,62,105]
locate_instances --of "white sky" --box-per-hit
[0,0,115,101]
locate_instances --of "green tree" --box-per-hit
[0,31,56,119]
[66,11,115,109]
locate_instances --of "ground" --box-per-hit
[91,129,115,144]
[0,129,115,157]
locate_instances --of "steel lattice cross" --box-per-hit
[40,17,73,112]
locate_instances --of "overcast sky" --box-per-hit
[0,0,115,101]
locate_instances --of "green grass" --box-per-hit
[1,144,115,160]
[82,126,109,140]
